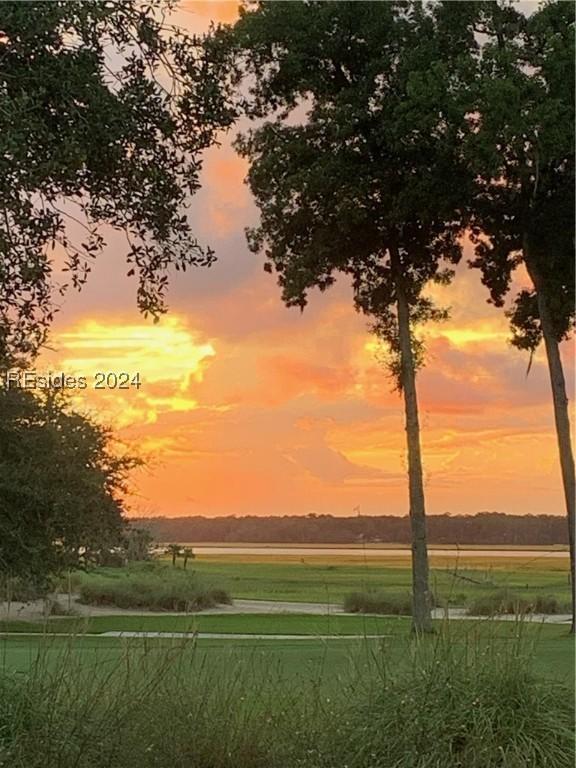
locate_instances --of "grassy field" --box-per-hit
[2,611,407,636]
[0,610,570,636]
[147,552,570,606]
[1,615,573,683]
[1,555,573,686]
[1,552,573,767]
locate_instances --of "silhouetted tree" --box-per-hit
[0,0,234,362]
[461,1,575,630]
[124,526,154,563]
[221,0,471,632]
[166,544,182,567]
[182,547,195,570]
[0,388,140,588]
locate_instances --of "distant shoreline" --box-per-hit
[158,542,569,551]
[136,512,569,549]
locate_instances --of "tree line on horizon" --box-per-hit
[134,512,569,547]
[0,1,573,632]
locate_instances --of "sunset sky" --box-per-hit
[40,0,573,519]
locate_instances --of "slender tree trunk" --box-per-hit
[392,247,434,634]
[524,243,575,633]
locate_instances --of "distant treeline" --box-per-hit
[133,513,568,547]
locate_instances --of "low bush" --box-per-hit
[467,590,569,616]
[467,590,530,616]
[77,567,231,611]
[0,577,48,603]
[45,598,78,617]
[533,594,567,614]
[343,591,413,615]
[319,638,575,768]
[433,591,469,608]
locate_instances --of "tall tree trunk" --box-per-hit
[392,248,434,634]
[524,243,575,634]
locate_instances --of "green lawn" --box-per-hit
[2,556,572,701]
[1,616,573,684]
[1,612,405,636]
[0,610,569,638]
[1,561,573,768]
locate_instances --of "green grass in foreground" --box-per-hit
[0,618,573,683]
[0,610,569,638]
[2,611,404,636]
[0,628,573,767]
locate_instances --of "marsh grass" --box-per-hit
[76,564,231,611]
[345,587,570,618]
[57,558,572,609]
[0,623,573,768]
[316,628,574,768]
[343,590,414,615]
[466,589,569,616]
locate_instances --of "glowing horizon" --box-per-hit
[35,2,573,519]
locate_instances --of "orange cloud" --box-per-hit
[43,316,216,427]
[33,4,572,519]
[180,1,239,24]
[259,355,353,401]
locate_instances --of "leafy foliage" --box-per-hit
[0,1,234,361]
[225,1,470,377]
[0,388,140,585]
[220,0,478,632]
[464,1,575,349]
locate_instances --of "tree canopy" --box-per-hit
[465,0,574,351]
[0,0,234,362]
[230,1,468,316]
[461,0,575,630]
[0,387,140,586]
[221,0,475,631]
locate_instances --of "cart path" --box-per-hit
[0,630,391,641]
[0,594,571,624]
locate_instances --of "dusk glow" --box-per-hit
[34,2,572,519]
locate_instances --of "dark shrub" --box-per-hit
[77,567,231,612]
[0,577,48,603]
[343,591,413,615]
[467,590,568,616]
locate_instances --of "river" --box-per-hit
[170,545,568,558]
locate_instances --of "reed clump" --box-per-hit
[0,626,572,768]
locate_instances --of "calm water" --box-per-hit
[178,545,568,559]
